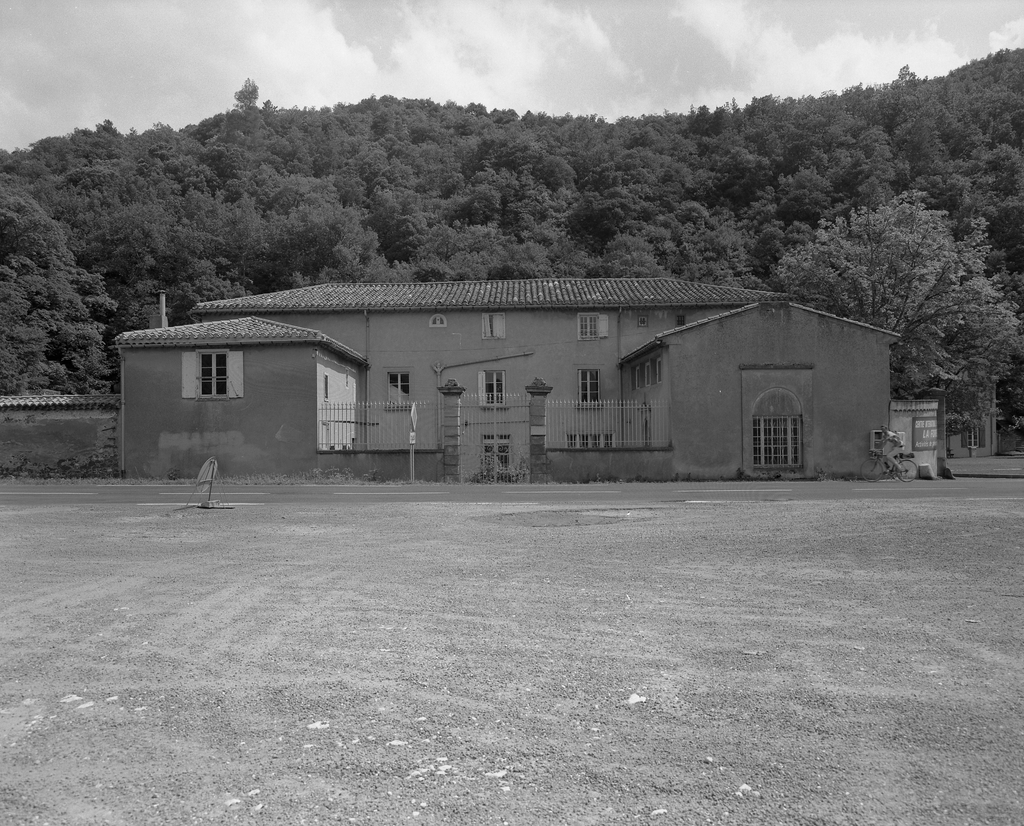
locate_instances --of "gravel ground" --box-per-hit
[1,497,1022,825]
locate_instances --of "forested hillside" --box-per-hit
[2,51,1024,424]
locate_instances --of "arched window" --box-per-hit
[752,388,802,467]
[429,314,447,328]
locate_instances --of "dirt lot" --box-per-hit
[1,497,1022,825]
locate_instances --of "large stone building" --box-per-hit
[114,278,898,481]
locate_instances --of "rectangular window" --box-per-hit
[632,361,651,388]
[963,428,985,449]
[323,374,329,400]
[567,433,615,448]
[578,313,609,340]
[480,370,505,405]
[654,356,662,384]
[387,371,411,405]
[753,416,802,467]
[183,350,242,399]
[482,313,505,339]
[199,352,229,397]
[578,369,600,403]
[675,314,686,327]
[482,434,511,468]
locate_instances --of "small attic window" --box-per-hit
[429,314,447,328]
[638,315,648,328]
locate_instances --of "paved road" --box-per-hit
[0,478,1020,507]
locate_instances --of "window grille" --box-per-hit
[482,434,512,469]
[753,416,802,466]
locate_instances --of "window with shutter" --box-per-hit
[482,313,505,339]
[181,352,197,398]
[183,350,243,399]
[226,351,243,398]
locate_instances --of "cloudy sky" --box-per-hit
[2,0,1023,151]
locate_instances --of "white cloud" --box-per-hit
[379,0,629,113]
[0,0,633,148]
[672,0,752,67]
[990,17,1024,50]
[234,0,378,106]
[0,0,381,148]
[673,0,968,107]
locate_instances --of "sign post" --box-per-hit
[409,403,418,483]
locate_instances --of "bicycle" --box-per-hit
[860,450,918,482]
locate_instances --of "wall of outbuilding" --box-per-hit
[121,345,323,478]
[658,304,894,479]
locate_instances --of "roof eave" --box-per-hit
[193,297,787,315]
[116,337,368,366]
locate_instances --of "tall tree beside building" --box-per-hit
[0,187,114,394]
[773,193,1022,422]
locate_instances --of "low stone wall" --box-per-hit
[0,396,120,477]
[548,448,674,483]
[316,449,444,482]
[997,429,1023,454]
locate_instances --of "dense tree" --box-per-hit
[233,78,260,111]
[774,194,1021,421]
[0,186,113,393]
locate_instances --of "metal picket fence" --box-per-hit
[318,400,439,451]
[546,399,670,448]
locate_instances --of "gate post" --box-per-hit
[929,387,949,477]
[526,377,553,483]
[438,379,465,484]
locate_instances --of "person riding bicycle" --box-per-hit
[879,425,904,463]
[862,425,917,481]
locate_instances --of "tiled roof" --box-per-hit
[619,301,899,363]
[193,278,787,315]
[114,317,368,365]
[0,394,121,411]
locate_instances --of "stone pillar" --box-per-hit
[929,388,950,477]
[526,377,553,484]
[438,379,465,484]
